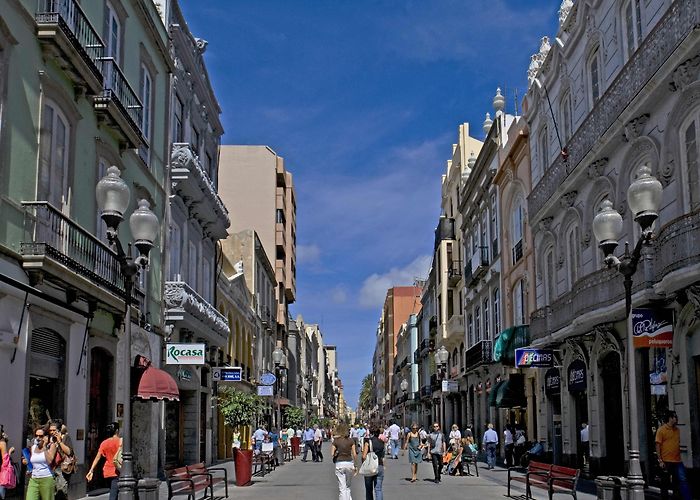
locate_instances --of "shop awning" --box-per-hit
[137,366,180,401]
[489,381,505,407]
[493,326,530,365]
[495,374,526,408]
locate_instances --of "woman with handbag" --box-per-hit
[362,427,385,500]
[26,426,58,500]
[49,421,74,500]
[0,430,17,499]
[330,423,357,500]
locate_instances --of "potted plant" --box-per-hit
[284,407,305,457]
[218,388,264,486]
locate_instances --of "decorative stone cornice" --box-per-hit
[528,0,699,223]
[559,191,578,208]
[171,143,230,239]
[669,53,700,92]
[587,158,609,179]
[539,217,554,232]
[558,0,574,29]
[528,36,551,88]
[164,281,230,342]
[623,114,650,142]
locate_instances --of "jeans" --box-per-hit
[109,477,119,500]
[0,485,5,499]
[504,443,514,467]
[389,439,399,458]
[430,453,442,482]
[485,443,497,468]
[303,440,316,461]
[315,441,323,461]
[364,464,384,500]
[26,476,55,500]
[335,461,354,500]
[660,461,692,500]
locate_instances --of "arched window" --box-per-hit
[452,348,458,369]
[680,112,700,211]
[539,126,549,170]
[482,298,490,340]
[475,306,481,342]
[543,246,556,304]
[513,280,526,326]
[467,313,474,345]
[511,199,525,265]
[139,63,153,163]
[622,0,643,59]
[588,48,602,105]
[565,224,581,288]
[38,100,70,209]
[561,93,572,143]
[493,288,501,334]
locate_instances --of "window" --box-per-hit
[561,94,572,143]
[589,48,601,104]
[170,222,181,279]
[173,95,183,142]
[623,0,643,58]
[38,101,70,209]
[474,306,481,342]
[513,280,526,325]
[680,114,700,211]
[544,247,556,304]
[276,209,286,224]
[467,313,474,345]
[493,288,501,334]
[447,289,454,319]
[459,343,464,370]
[105,2,122,63]
[540,126,549,168]
[202,257,212,302]
[481,210,488,256]
[490,193,499,258]
[139,64,153,162]
[511,200,525,265]
[206,152,214,179]
[188,240,198,287]
[566,225,581,288]
[482,298,489,340]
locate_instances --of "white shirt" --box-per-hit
[296,429,303,438]
[388,423,401,440]
[253,428,267,441]
[580,425,589,442]
[504,429,514,445]
[483,429,499,444]
[449,429,462,442]
[30,445,53,479]
[314,428,322,441]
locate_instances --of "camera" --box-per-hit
[51,435,58,443]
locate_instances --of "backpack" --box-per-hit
[359,439,379,476]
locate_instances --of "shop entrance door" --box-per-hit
[601,352,624,475]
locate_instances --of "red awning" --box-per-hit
[137,366,180,401]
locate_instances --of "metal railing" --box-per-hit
[97,57,143,133]
[464,340,493,371]
[36,0,105,79]
[448,259,462,283]
[20,202,125,296]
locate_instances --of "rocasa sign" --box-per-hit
[166,343,206,365]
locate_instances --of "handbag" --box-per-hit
[60,453,76,474]
[359,439,378,476]
[113,446,123,471]
[0,452,17,489]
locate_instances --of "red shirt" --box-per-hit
[99,437,121,478]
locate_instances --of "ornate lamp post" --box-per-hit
[434,346,449,430]
[272,346,284,430]
[96,167,159,500]
[592,164,663,500]
[400,378,409,429]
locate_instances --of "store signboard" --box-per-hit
[515,348,555,368]
[165,343,206,365]
[632,308,673,348]
[257,385,273,397]
[567,359,587,393]
[545,368,561,395]
[441,380,458,393]
[212,367,242,382]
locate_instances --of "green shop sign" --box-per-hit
[166,343,206,365]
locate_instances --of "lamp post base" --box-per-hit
[626,450,646,500]
[118,474,137,500]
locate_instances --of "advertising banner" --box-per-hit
[515,348,555,368]
[165,343,206,365]
[545,368,561,395]
[567,359,587,393]
[632,308,673,348]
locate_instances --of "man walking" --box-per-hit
[302,426,316,462]
[580,422,589,467]
[656,411,692,500]
[482,423,499,469]
[428,422,445,483]
[387,421,401,459]
[503,425,514,468]
[252,424,267,452]
[313,424,324,462]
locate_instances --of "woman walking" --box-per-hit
[0,430,17,499]
[403,424,422,483]
[363,427,385,499]
[331,423,357,500]
[26,426,58,500]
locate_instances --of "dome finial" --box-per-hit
[493,87,505,114]
[483,112,493,135]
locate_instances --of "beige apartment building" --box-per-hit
[218,146,297,339]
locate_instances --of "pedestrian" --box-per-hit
[449,424,461,446]
[402,423,422,483]
[48,421,74,500]
[514,426,527,466]
[252,424,267,452]
[482,423,499,469]
[580,422,589,467]
[386,421,401,459]
[427,422,445,483]
[302,426,316,462]
[86,422,121,500]
[26,426,58,500]
[503,424,514,468]
[363,427,385,499]
[418,426,429,461]
[655,411,692,500]
[331,423,357,500]
[270,428,281,467]
[0,429,17,499]
[314,424,324,462]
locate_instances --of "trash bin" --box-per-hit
[234,448,253,486]
[136,478,159,500]
[291,436,301,457]
[595,476,627,500]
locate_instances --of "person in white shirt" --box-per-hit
[313,425,324,462]
[580,423,589,466]
[503,425,514,467]
[449,425,462,446]
[387,422,401,459]
[482,423,499,469]
[252,425,267,451]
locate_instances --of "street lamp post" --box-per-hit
[384,393,390,425]
[434,346,449,430]
[592,164,663,500]
[272,346,284,430]
[400,378,408,430]
[96,166,159,500]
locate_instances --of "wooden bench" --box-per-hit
[166,466,213,500]
[461,453,479,477]
[548,465,580,500]
[252,451,274,476]
[187,462,229,499]
[507,461,552,499]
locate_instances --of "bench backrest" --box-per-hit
[187,463,207,474]
[550,465,579,478]
[166,467,190,479]
[528,461,552,473]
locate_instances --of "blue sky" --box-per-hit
[181,0,560,407]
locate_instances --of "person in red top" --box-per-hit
[86,423,121,500]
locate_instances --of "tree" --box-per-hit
[218,387,265,428]
[359,374,373,412]
[284,406,305,429]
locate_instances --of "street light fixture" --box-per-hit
[400,378,408,429]
[434,346,449,430]
[592,163,662,500]
[96,166,159,500]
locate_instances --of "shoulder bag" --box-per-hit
[359,439,378,476]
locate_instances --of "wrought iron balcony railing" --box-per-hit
[466,246,489,286]
[464,340,493,372]
[164,281,230,343]
[448,259,462,286]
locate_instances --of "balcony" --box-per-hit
[653,209,700,281]
[446,314,464,341]
[20,202,126,309]
[447,259,462,286]
[430,374,441,392]
[35,0,105,95]
[164,281,230,346]
[528,0,700,221]
[464,340,493,372]
[171,143,230,238]
[466,246,489,286]
[93,57,143,149]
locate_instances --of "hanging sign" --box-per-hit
[567,359,587,393]
[515,348,555,368]
[212,367,242,382]
[632,308,674,348]
[260,372,277,386]
[545,368,561,395]
[442,380,458,392]
[166,343,206,365]
[257,385,273,396]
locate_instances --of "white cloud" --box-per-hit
[358,255,431,309]
[330,286,348,304]
[297,244,321,264]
